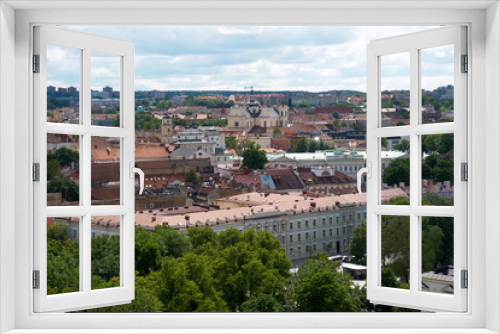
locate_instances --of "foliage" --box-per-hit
[394,139,410,152]
[395,121,407,126]
[47,179,79,202]
[47,146,79,168]
[85,273,163,312]
[285,256,357,312]
[422,93,454,113]
[240,294,285,312]
[382,158,410,186]
[155,100,170,110]
[113,112,162,130]
[185,169,201,185]
[380,197,445,281]
[292,101,311,108]
[308,140,318,152]
[225,136,238,150]
[91,234,120,283]
[422,134,454,155]
[47,224,79,295]
[296,137,308,152]
[273,127,282,136]
[332,112,340,119]
[241,142,268,170]
[91,107,119,114]
[381,137,388,148]
[47,97,70,110]
[47,159,62,181]
[349,222,367,265]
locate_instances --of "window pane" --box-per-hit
[91,52,120,127]
[91,137,121,205]
[47,216,80,295]
[421,45,454,125]
[47,134,80,206]
[421,216,454,295]
[91,215,121,290]
[47,44,80,124]
[380,52,410,127]
[421,134,454,206]
[381,137,410,205]
[381,215,410,289]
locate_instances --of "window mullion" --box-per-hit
[409,47,421,296]
[81,48,92,294]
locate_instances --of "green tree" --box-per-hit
[240,294,284,312]
[422,161,434,180]
[308,140,318,152]
[47,159,62,181]
[91,234,120,284]
[332,119,340,128]
[185,169,201,185]
[285,257,357,312]
[135,227,162,275]
[296,137,308,152]
[47,179,79,202]
[424,153,439,168]
[394,139,410,152]
[156,253,228,312]
[381,137,388,149]
[434,160,454,182]
[47,146,79,167]
[225,136,238,150]
[273,127,282,136]
[340,120,348,128]
[382,214,411,280]
[349,222,367,265]
[241,142,268,170]
[382,158,410,186]
[156,100,170,110]
[86,273,163,312]
[396,121,407,126]
[332,112,340,119]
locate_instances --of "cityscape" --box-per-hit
[46,85,455,312]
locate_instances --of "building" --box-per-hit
[227,92,289,131]
[172,129,216,154]
[267,150,406,179]
[298,166,357,195]
[140,189,407,265]
[161,115,174,144]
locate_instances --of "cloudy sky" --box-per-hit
[48,26,454,92]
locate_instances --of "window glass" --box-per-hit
[46,45,80,124]
[47,217,80,295]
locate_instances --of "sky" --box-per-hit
[47,26,454,92]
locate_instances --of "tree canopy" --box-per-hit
[241,142,268,170]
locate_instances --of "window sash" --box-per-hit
[366,26,467,312]
[33,26,136,313]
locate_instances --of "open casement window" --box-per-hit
[33,26,136,312]
[366,26,467,312]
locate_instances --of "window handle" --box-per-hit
[357,162,371,194]
[129,162,144,195]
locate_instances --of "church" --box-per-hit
[227,91,289,132]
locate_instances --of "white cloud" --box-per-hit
[56,25,452,92]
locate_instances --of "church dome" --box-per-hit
[245,99,262,118]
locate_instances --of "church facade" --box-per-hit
[227,96,289,132]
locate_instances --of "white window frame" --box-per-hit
[32,25,136,313]
[366,26,467,312]
[0,2,498,334]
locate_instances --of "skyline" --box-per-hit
[48,26,453,92]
